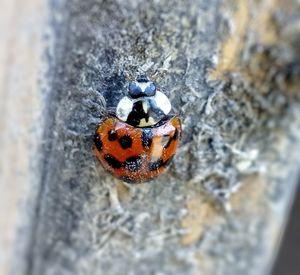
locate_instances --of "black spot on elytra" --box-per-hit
[148,159,164,171]
[124,156,142,172]
[119,176,136,183]
[94,133,103,151]
[104,154,122,169]
[164,155,175,167]
[162,135,172,149]
[141,129,153,149]
[119,135,133,149]
[108,130,118,141]
[148,155,175,171]
[173,129,179,140]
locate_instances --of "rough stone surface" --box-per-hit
[3,0,300,274]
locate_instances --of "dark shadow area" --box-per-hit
[272,184,300,275]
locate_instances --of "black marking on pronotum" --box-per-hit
[119,135,133,149]
[108,130,118,141]
[126,98,165,127]
[148,159,164,171]
[104,154,122,169]
[126,101,148,127]
[94,133,103,151]
[123,156,142,172]
[141,129,153,149]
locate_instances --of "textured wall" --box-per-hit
[1,0,300,274]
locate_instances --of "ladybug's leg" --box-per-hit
[107,179,124,214]
[121,181,135,191]
[121,181,151,203]
[106,107,117,116]
[81,88,107,118]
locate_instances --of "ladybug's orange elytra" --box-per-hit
[93,116,181,183]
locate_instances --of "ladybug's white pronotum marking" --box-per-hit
[115,97,133,122]
[116,76,172,127]
[154,91,171,115]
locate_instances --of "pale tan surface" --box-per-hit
[0,0,46,274]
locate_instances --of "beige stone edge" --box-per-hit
[0,0,47,274]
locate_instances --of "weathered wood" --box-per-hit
[1,0,300,274]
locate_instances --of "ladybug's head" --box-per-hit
[128,75,156,98]
[116,75,172,127]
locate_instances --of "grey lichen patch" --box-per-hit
[25,0,300,275]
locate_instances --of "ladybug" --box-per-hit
[93,75,182,183]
